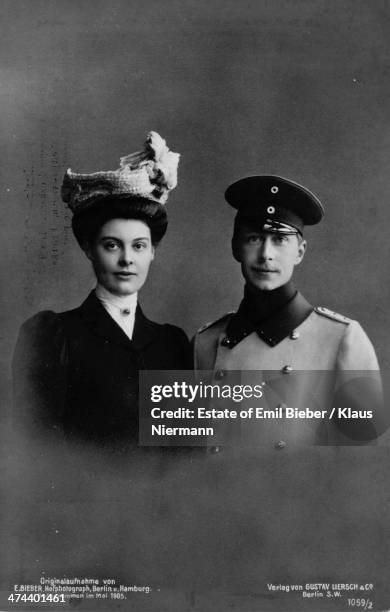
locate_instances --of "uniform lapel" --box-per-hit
[227,291,313,348]
[256,292,313,346]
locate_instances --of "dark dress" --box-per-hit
[13,291,192,447]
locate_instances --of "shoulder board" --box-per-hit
[315,306,351,324]
[196,312,235,334]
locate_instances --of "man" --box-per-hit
[193,175,382,447]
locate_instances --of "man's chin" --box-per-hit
[248,280,280,292]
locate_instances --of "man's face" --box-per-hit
[234,226,306,291]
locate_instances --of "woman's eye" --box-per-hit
[103,242,118,251]
[134,242,146,250]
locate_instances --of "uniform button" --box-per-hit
[275,440,286,449]
[282,365,293,374]
[221,337,231,347]
[290,330,300,340]
[214,369,226,380]
[122,308,131,316]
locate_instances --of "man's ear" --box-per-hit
[295,238,307,265]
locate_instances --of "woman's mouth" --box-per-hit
[114,272,137,278]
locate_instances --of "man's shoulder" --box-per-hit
[195,312,235,336]
[193,312,235,370]
[313,306,352,325]
[195,305,353,335]
[310,307,379,369]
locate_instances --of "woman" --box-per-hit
[13,132,191,448]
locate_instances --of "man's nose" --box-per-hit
[258,236,274,260]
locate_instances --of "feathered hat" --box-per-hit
[61,131,180,212]
[62,132,180,246]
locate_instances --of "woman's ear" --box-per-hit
[232,238,242,262]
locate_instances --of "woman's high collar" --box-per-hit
[95,284,138,311]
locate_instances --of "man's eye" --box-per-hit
[247,235,261,243]
[272,234,288,244]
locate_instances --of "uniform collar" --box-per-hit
[241,281,296,322]
[77,291,159,350]
[226,288,313,347]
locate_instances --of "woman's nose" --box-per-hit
[119,247,133,265]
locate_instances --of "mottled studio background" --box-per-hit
[1,1,390,611]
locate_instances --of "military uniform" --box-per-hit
[193,175,382,448]
[194,297,381,448]
[194,298,379,373]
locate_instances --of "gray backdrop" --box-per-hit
[1,1,390,611]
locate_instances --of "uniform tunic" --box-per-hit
[193,291,381,448]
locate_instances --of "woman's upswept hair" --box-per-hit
[72,196,168,249]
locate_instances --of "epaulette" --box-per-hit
[315,306,351,324]
[196,312,235,334]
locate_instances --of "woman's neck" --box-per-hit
[95,284,138,309]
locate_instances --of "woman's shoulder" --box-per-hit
[149,319,190,345]
[137,307,188,342]
[152,322,192,368]
[13,310,70,376]
[20,301,83,330]
[19,309,66,336]
[16,308,78,352]
[162,322,189,338]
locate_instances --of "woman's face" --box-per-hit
[87,218,155,296]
